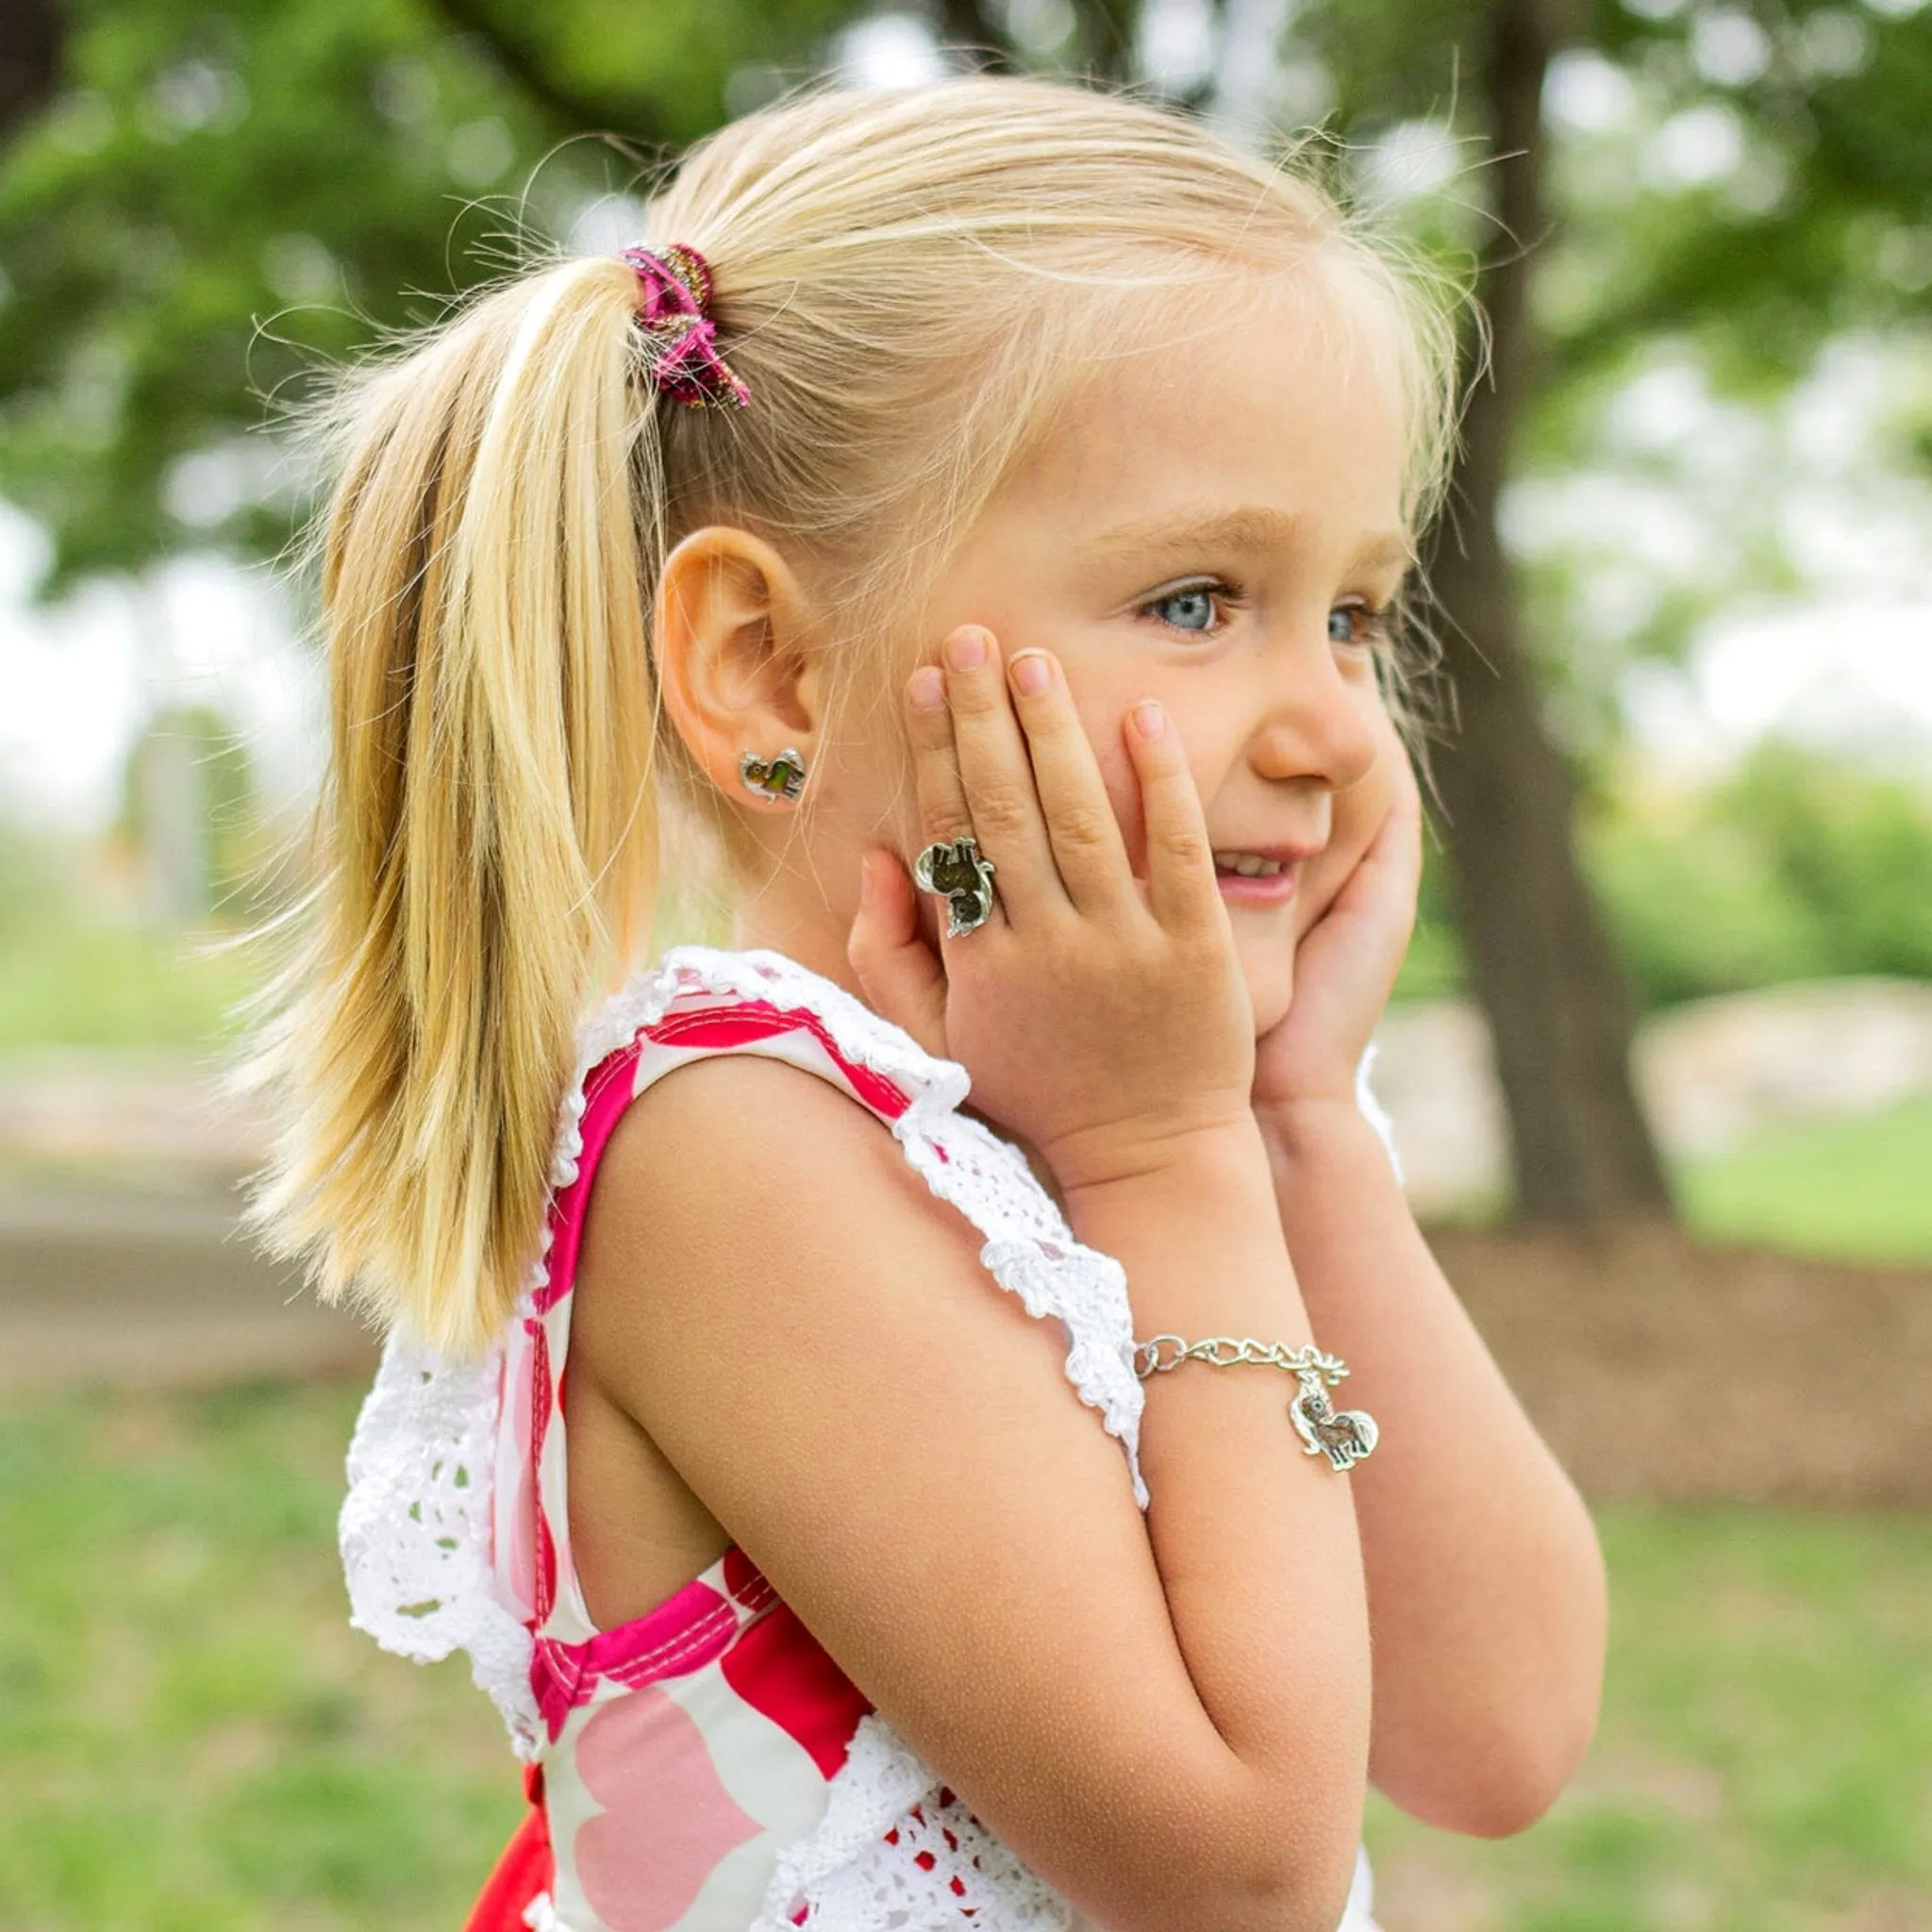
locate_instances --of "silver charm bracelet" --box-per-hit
[1131,1334,1380,1473]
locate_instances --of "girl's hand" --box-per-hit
[1251,718,1423,1121]
[846,625,1256,1195]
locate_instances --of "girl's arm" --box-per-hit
[1250,737,1607,1838]
[1260,1103,1607,1837]
[576,635,1377,1932]
[578,1056,1370,1932]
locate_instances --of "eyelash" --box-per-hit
[1138,576,1396,651]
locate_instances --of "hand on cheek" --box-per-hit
[1057,691,1151,881]
[1297,703,1400,937]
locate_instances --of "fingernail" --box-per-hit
[944,627,988,671]
[1009,650,1051,696]
[1132,699,1166,740]
[909,667,945,710]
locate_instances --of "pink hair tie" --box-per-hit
[619,242,752,409]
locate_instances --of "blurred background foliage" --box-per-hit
[7,0,1927,1225]
[1399,737,1932,1012]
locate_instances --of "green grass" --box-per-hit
[1675,1095,1932,1267]
[0,1381,519,1932]
[1,1381,1927,1929]
[0,922,259,1055]
[1363,1509,1932,1929]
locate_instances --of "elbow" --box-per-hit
[1388,1538,1608,1840]
[1160,1856,1357,1932]
[1267,1849,1366,1932]
[1398,1682,1602,1840]
[1487,1688,1602,1837]
[1218,1804,1367,1932]
[1105,1790,1364,1932]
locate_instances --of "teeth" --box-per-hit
[1212,851,1284,877]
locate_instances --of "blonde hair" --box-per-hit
[238,74,1463,1357]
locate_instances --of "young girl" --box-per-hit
[249,74,1606,1932]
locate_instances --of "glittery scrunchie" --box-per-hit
[618,242,752,409]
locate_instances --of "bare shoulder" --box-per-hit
[565,1048,1252,1932]
[572,1047,1098,1530]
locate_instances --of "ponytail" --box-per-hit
[240,256,664,1357]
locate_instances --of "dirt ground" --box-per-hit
[1433,1222,1932,1507]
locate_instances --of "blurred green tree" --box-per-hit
[2,0,1926,1222]
[1719,741,1932,980]
[1271,0,1932,1218]
[0,0,866,589]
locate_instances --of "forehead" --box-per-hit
[991,269,1411,564]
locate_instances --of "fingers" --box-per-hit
[1124,699,1224,935]
[933,627,1061,924]
[1384,745,1424,892]
[905,652,1012,940]
[1004,648,1134,916]
[905,659,974,845]
[846,848,949,1058]
[1355,737,1424,901]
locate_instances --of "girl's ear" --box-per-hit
[654,525,824,805]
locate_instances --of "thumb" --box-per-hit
[846,848,948,1058]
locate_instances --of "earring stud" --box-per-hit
[740,747,808,803]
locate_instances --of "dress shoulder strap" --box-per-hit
[340,944,1148,1760]
[576,946,1149,1500]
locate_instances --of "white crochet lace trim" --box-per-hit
[339,1325,543,1758]
[751,1716,1074,1932]
[521,1892,572,1932]
[977,1235,1147,1508]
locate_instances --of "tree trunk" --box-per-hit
[1424,0,1674,1222]
[938,0,1020,69]
[0,0,63,150]
[1069,0,1140,81]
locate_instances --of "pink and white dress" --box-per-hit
[339,945,1383,1932]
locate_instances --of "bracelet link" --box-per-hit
[1129,1331,1379,1473]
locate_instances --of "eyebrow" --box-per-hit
[1074,507,1415,577]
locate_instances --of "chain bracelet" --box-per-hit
[1131,1334,1351,1386]
[1129,1334,1379,1473]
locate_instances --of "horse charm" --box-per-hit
[1291,1372,1379,1473]
[913,836,998,938]
[740,747,808,802]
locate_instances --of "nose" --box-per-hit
[1246,628,1381,793]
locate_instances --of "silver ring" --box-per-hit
[913,836,998,938]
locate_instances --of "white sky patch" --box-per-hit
[1139,0,1217,90]
[1543,48,1640,134]
[1646,102,1746,189]
[1357,119,1464,207]
[835,13,950,89]
[1624,603,1932,780]
[0,503,322,833]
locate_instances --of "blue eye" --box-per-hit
[1142,579,1237,637]
[1329,603,1392,649]
[1157,589,1216,631]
